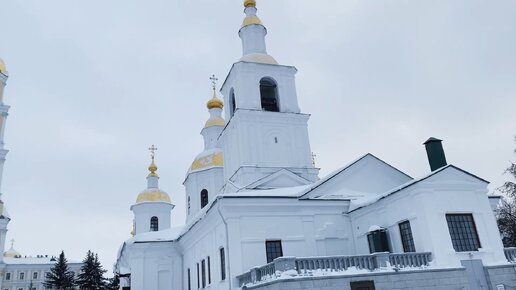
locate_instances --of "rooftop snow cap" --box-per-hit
[423,137,448,171]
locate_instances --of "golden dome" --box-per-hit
[204,117,225,128]
[148,160,158,177]
[207,97,224,109]
[189,150,224,173]
[4,246,20,258]
[244,0,256,8]
[0,58,7,75]
[240,53,278,65]
[136,188,171,204]
[242,15,263,28]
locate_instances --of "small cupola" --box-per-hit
[131,146,174,235]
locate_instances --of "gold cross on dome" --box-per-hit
[210,74,218,91]
[148,145,158,159]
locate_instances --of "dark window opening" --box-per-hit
[446,214,481,252]
[207,256,211,284]
[201,259,206,288]
[230,89,236,118]
[260,78,279,112]
[187,196,191,215]
[150,216,159,232]
[196,263,200,289]
[265,240,283,263]
[399,221,416,252]
[201,189,209,209]
[220,248,226,281]
[187,268,191,290]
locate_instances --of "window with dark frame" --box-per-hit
[446,214,481,252]
[399,221,416,252]
[200,189,209,209]
[33,271,38,279]
[187,268,191,290]
[207,256,211,284]
[196,263,200,289]
[19,272,24,280]
[265,240,283,263]
[220,248,226,281]
[260,78,279,112]
[5,273,10,280]
[150,216,159,231]
[201,259,206,288]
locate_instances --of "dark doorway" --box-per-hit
[350,280,375,290]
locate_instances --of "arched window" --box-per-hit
[150,216,159,231]
[260,78,279,112]
[229,89,236,118]
[201,189,209,209]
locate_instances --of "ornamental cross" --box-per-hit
[148,145,158,159]
[210,74,218,91]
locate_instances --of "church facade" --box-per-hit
[114,1,516,290]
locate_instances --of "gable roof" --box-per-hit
[348,164,490,212]
[298,153,412,199]
[243,168,312,190]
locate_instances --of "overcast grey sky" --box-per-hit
[1,0,515,273]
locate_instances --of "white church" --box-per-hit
[114,1,516,290]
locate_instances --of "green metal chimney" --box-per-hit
[424,137,447,171]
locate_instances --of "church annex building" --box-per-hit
[109,1,516,290]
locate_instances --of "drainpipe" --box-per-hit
[217,199,233,290]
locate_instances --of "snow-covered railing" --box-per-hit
[296,254,379,273]
[505,247,516,263]
[237,252,432,287]
[389,252,432,269]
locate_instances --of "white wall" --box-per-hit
[350,167,507,267]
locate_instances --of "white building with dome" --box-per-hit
[114,1,516,290]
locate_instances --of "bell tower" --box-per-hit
[220,1,319,192]
[0,58,11,263]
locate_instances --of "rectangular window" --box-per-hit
[220,248,226,281]
[5,273,10,280]
[399,221,416,252]
[446,214,481,252]
[19,272,25,280]
[33,271,38,279]
[196,263,200,289]
[207,256,211,284]
[265,240,283,263]
[201,259,206,288]
[187,268,191,290]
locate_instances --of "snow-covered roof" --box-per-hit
[348,164,489,212]
[130,226,184,244]
[298,153,412,200]
[223,185,311,198]
[4,257,81,265]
